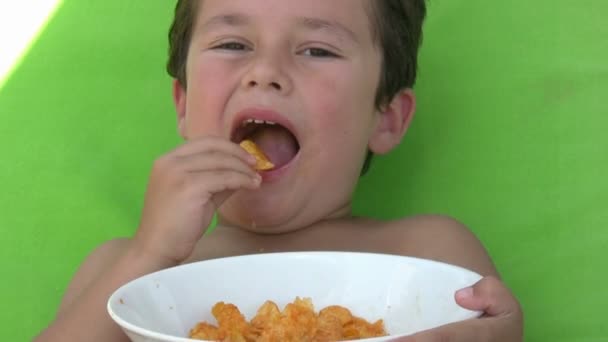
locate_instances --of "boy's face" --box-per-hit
[174,0,410,232]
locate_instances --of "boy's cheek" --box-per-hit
[309,84,371,134]
[182,64,237,135]
[190,63,232,97]
[182,93,223,138]
[305,79,348,124]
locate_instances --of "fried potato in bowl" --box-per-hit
[189,297,387,341]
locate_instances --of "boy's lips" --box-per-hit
[230,108,301,172]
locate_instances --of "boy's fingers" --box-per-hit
[455,276,521,317]
[197,171,261,209]
[172,136,255,163]
[179,152,257,176]
[192,170,261,196]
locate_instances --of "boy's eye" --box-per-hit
[301,48,339,58]
[212,42,249,51]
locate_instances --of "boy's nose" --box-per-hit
[241,55,293,95]
[246,79,282,91]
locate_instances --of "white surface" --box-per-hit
[0,1,63,88]
[108,252,482,342]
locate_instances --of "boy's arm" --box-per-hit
[394,215,523,342]
[34,239,178,342]
[400,276,523,342]
[56,239,128,314]
[35,137,261,342]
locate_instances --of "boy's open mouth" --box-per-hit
[231,118,300,170]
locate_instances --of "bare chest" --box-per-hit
[182,219,412,264]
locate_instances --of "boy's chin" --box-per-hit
[217,191,300,231]
[217,209,307,235]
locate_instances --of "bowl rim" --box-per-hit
[107,251,482,342]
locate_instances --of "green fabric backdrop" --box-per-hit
[1,1,606,341]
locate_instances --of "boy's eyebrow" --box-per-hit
[296,17,359,44]
[199,13,359,44]
[199,14,250,32]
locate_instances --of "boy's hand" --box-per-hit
[396,276,523,342]
[133,136,261,264]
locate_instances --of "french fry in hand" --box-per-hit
[240,140,275,171]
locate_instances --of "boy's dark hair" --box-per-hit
[167,0,426,175]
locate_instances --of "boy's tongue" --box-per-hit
[249,125,298,168]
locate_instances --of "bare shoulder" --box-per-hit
[384,214,499,277]
[57,238,131,314]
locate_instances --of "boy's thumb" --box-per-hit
[454,276,519,317]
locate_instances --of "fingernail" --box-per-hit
[247,155,257,164]
[456,286,474,299]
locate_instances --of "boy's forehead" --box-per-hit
[194,0,374,40]
[197,0,371,16]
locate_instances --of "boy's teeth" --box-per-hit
[241,119,277,126]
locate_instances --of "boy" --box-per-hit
[36,1,523,341]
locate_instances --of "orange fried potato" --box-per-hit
[189,322,220,340]
[240,140,274,170]
[189,298,387,342]
[342,317,386,340]
[270,297,318,341]
[316,306,353,341]
[249,300,282,339]
[190,302,250,341]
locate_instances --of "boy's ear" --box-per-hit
[368,89,416,154]
[173,79,188,138]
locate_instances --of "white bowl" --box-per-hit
[108,252,482,342]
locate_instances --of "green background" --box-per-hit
[1,1,606,341]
